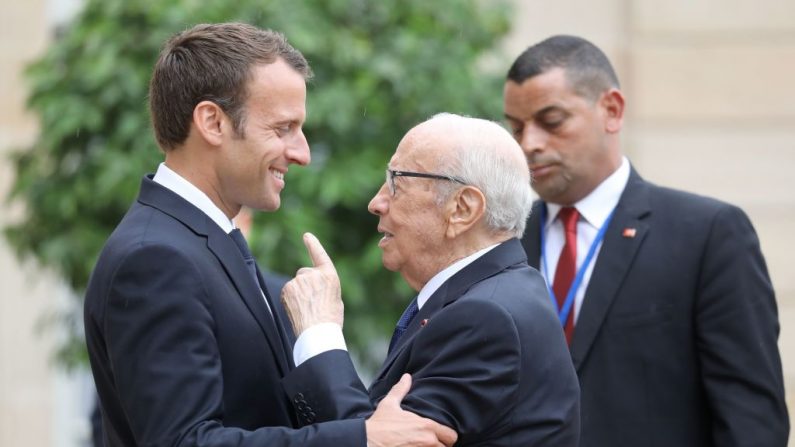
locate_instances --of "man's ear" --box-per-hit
[192,100,227,146]
[601,88,625,134]
[445,186,486,238]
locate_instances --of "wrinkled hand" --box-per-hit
[366,374,458,447]
[281,233,343,336]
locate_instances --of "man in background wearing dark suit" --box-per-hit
[280,113,580,446]
[83,22,455,447]
[503,35,788,446]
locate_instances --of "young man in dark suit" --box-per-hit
[83,22,455,447]
[503,35,788,446]
[280,113,581,446]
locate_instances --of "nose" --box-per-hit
[285,129,311,166]
[518,125,547,157]
[368,183,390,216]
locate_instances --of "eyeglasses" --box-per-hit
[385,169,466,196]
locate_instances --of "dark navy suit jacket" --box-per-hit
[522,168,788,447]
[284,239,581,446]
[84,176,365,446]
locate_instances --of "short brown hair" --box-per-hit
[148,23,312,150]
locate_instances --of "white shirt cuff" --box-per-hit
[292,323,348,367]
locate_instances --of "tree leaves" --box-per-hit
[4,0,512,370]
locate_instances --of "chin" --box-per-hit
[381,257,399,273]
[258,196,281,212]
[253,204,279,212]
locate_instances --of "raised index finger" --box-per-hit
[303,232,332,268]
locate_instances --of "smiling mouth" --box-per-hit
[270,169,284,180]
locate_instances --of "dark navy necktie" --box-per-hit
[388,298,419,354]
[229,228,275,316]
[229,229,260,288]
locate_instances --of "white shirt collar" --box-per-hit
[152,162,236,233]
[546,156,630,228]
[416,242,501,310]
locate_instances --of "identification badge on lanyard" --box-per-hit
[540,205,615,326]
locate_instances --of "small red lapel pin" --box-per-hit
[420,319,429,327]
[622,228,637,238]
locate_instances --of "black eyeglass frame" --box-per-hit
[386,169,467,196]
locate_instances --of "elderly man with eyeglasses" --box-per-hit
[280,113,580,446]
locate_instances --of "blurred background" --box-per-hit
[1,0,793,445]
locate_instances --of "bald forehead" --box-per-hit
[395,114,528,175]
[394,124,449,166]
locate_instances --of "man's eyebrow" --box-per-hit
[274,116,301,124]
[272,118,302,128]
[534,105,564,117]
[504,105,563,122]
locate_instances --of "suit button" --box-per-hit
[297,401,306,411]
[293,393,304,403]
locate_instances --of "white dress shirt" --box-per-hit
[153,162,235,233]
[541,157,630,323]
[152,163,347,366]
[416,243,500,310]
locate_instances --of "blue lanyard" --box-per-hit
[540,205,616,327]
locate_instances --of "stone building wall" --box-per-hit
[2,0,794,444]
[506,1,795,440]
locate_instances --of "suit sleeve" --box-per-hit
[398,299,521,443]
[284,298,522,444]
[696,205,789,446]
[282,349,374,424]
[102,243,365,446]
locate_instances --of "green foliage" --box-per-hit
[5,0,512,371]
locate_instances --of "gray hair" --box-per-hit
[427,113,533,238]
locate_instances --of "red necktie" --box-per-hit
[553,207,579,345]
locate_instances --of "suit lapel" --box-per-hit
[256,266,296,368]
[373,239,528,381]
[138,176,291,375]
[521,170,652,371]
[207,228,291,375]
[522,201,545,270]
[569,169,651,371]
[373,281,449,381]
